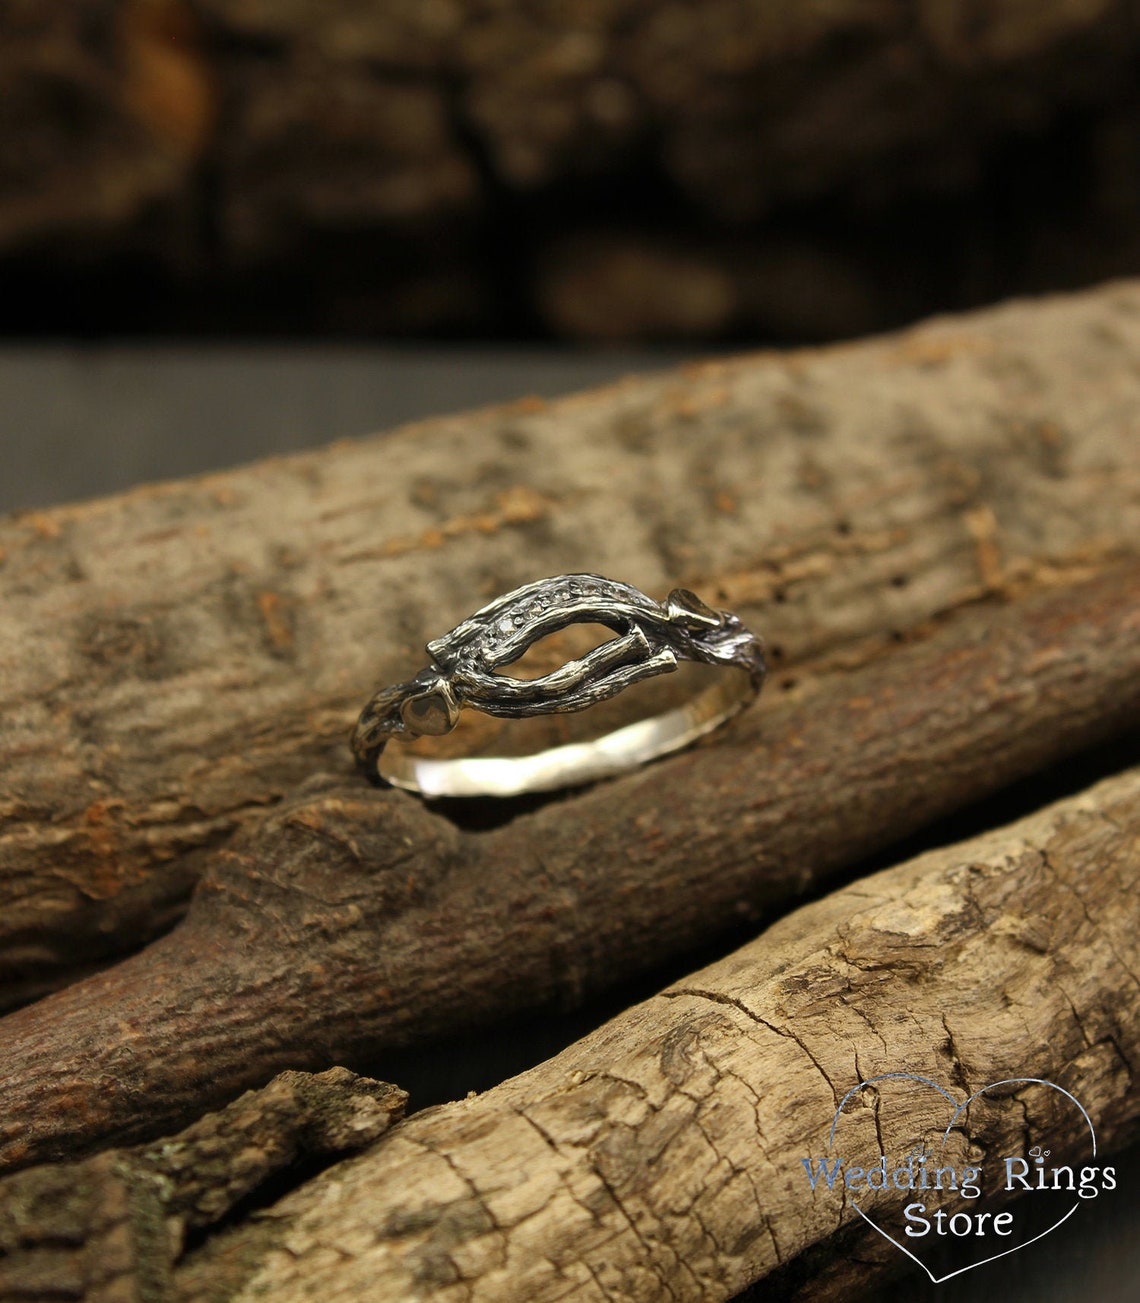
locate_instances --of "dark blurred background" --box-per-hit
[3,0,1140,345]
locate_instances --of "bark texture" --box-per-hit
[156,768,1138,1303]
[1,560,1138,1177]
[0,1067,405,1303]
[1,287,1139,1300]
[4,281,1140,1008]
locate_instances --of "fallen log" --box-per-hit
[0,1067,405,1303]
[3,770,1133,1303]
[150,766,1136,1302]
[1,560,1137,1176]
[1,291,1138,1300]
[3,282,1140,1009]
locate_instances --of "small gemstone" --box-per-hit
[402,691,453,736]
[498,617,514,633]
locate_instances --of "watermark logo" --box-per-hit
[800,1074,1116,1283]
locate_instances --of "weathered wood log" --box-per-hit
[0,1067,405,1303]
[150,767,1137,1303]
[4,282,1140,1009]
[2,559,1137,1177]
[3,772,1132,1303]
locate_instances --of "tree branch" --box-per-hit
[3,282,1140,1008]
[0,1067,405,1303]
[158,770,1140,1300]
[1,560,1137,1176]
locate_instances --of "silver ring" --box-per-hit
[352,573,765,797]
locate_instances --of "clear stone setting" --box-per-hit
[401,688,456,736]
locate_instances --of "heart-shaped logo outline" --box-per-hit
[827,1073,1097,1284]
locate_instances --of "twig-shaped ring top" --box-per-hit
[352,573,765,797]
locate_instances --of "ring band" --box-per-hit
[352,573,765,797]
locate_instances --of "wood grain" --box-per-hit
[164,768,1140,1302]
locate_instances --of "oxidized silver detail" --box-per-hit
[352,573,765,795]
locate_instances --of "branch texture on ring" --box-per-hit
[351,574,766,778]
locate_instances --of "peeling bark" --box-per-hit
[154,769,1139,1303]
